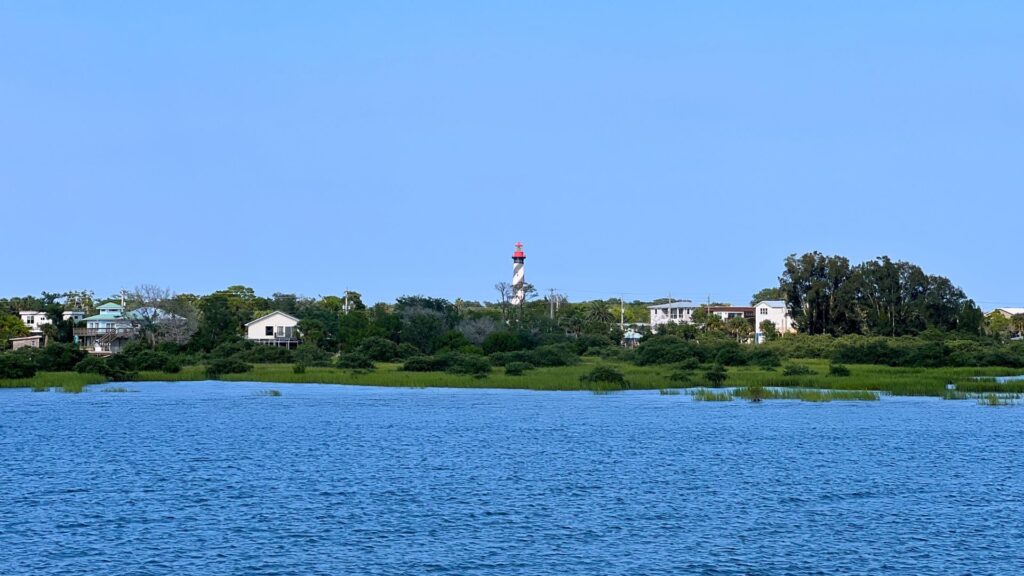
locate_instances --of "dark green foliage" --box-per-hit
[35,343,87,372]
[503,361,534,376]
[526,343,579,367]
[126,349,178,371]
[396,343,420,359]
[707,339,747,366]
[293,344,332,367]
[574,334,615,355]
[482,331,522,354]
[704,363,728,387]
[749,347,782,370]
[357,336,399,361]
[0,352,37,379]
[74,355,108,375]
[829,363,851,377]
[634,336,701,365]
[292,363,306,374]
[205,358,252,379]
[232,344,295,364]
[337,352,374,370]
[579,365,629,390]
[782,363,815,376]
[444,354,491,377]
[401,355,449,372]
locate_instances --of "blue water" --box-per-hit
[2,382,1022,575]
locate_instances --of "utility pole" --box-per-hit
[549,288,556,319]
[620,296,624,331]
[344,288,349,315]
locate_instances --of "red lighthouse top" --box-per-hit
[512,241,525,259]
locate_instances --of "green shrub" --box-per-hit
[337,352,374,370]
[293,344,332,367]
[704,363,728,387]
[74,355,108,375]
[357,337,400,361]
[206,358,252,379]
[0,352,38,379]
[504,361,534,376]
[579,365,629,390]
[634,336,700,365]
[749,347,782,370]
[445,354,491,377]
[528,343,579,367]
[782,363,815,376]
[401,355,449,372]
[482,331,523,354]
[828,363,851,377]
[396,343,421,359]
[292,363,306,374]
[36,343,87,372]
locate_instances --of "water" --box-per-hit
[2,382,1022,575]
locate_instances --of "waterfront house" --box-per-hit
[990,307,1024,319]
[622,329,643,349]
[708,306,755,321]
[18,311,51,333]
[245,311,301,348]
[74,302,139,354]
[754,300,797,343]
[10,334,46,350]
[647,300,700,331]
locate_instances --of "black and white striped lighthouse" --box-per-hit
[511,242,526,306]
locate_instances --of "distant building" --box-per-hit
[648,300,700,331]
[74,302,139,354]
[990,307,1024,319]
[10,335,46,350]
[707,306,755,321]
[18,311,51,333]
[622,329,643,349]
[754,300,796,343]
[62,310,86,323]
[245,311,301,348]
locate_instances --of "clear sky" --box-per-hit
[2,2,1021,307]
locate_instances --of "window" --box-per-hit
[265,326,274,336]
[760,308,768,315]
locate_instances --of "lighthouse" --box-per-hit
[511,242,526,306]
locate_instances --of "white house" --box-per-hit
[990,307,1024,319]
[18,311,52,333]
[754,300,796,343]
[245,311,301,348]
[62,310,86,323]
[74,302,139,354]
[648,300,700,331]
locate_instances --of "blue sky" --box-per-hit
[2,2,1021,307]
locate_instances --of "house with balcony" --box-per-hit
[245,311,301,348]
[18,311,52,334]
[648,300,701,332]
[754,300,797,343]
[74,302,139,354]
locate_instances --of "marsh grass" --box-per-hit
[1,371,105,390]
[689,388,734,402]
[977,393,1019,406]
[100,387,133,393]
[101,359,1024,398]
[60,381,86,394]
[659,388,681,395]
[734,387,879,402]
[257,389,283,397]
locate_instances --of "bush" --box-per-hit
[829,363,851,377]
[677,357,701,370]
[482,331,522,354]
[74,355,109,376]
[357,337,399,361]
[749,348,782,370]
[126,350,176,371]
[574,334,614,355]
[206,358,252,379]
[233,344,295,364]
[488,350,532,366]
[293,363,306,374]
[579,365,629,390]
[445,354,491,378]
[401,355,449,372]
[528,343,579,367]
[36,343,87,372]
[782,363,815,376]
[396,343,421,359]
[504,361,534,376]
[704,363,728,387]
[634,336,700,366]
[0,352,38,379]
[293,344,332,367]
[337,352,374,370]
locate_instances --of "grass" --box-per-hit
[0,372,106,390]
[256,389,282,397]
[977,393,1019,406]
[659,388,681,395]
[733,386,880,402]
[131,359,1024,397]
[689,388,733,402]
[100,387,133,393]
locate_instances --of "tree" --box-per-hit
[750,286,785,306]
[725,317,753,342]
[1012,314,1024,339]
[986,313,1012,339]
[0,313,29,347]
[781,252,859,336]
[691,307,724,334]
[758,320,780,342]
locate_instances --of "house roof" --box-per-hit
[647,301,698,310]
[709,306,754,313]
[754,300,786,308]
[994,307,1024,316]
[97,302,123,309]
[18,311,43,316]
[623,330,643,339]
[245,310,300,326]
